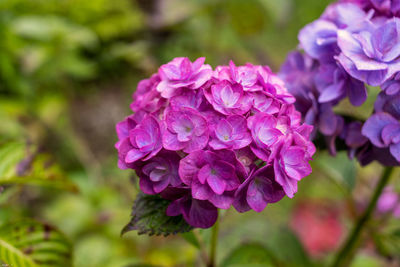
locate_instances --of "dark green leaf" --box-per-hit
[0,219,72,267]
[314,151,357,192]
[221,243,275,267]
[266,227,313,267]
[121,193,192,237]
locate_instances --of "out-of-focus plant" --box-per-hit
[0,220,72,267]
[0,141,76,266]
[280,0,400,266]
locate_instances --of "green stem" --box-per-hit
[208,218,219,267]
[193,230,209,265]
[332,167,394,267]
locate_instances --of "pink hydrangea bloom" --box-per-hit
[116,57,315,228]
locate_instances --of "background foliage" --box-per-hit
[0,0,399,266]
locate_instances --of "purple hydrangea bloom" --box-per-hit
[375,90,400,119]
[341,0,400,16]
[299,19,339,62]
[116,115,162,167]
[130,74,166,114]
[162,107,209,153]
[345,122,369,155]
[315,64,367,106]
[209,115,252,150]
[214,61,261,92]
[166,193,218,229]
[370,0,400,15]
[251,91,281,114]
[364,91,400,162]
[136,151,182,194]
[322,2,371,29]
[274,138,313,198]
[179,150,246,209]
[280,0,400,167]
[362,112,400,161]
[337,18,400,86]
[157,57,212,98]
[279,52,343,141]
[204,80,252,115]
[233,165,285,212]
[382,73,400,95]
[116,57,316,228]
[247,113,284,161]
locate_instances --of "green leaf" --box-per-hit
[350,253,382,267]
[220,243,275,267]
[266,227,313,267]
[374,228,400,259]
[314,151,357,192]
[0,219,72,267]
[180,232,200,249]
[121,193,192,237]
[0,142,77,191]
[12,16,97,47]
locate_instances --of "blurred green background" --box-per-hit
[1,0,399,266]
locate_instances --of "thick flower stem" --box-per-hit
[332,167,394,267]
[207,218,219,267]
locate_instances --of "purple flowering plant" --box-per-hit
[116,57,315,231]
[280,0,400,166]
[279,0,400,265]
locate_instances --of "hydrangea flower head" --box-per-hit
[337,17,400,86]
[280,0,400,166]
[116,57,315,228]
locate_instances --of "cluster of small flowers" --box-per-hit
[279,0,400,166]
[116,57,315,228]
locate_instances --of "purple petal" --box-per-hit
[209,192,234,209]
[233,177,252,213]
[247,180,268,212]
[162,130,185,151]
[179,151,203,185]
[337,30,364,58]
[153,178,170,193]
[299,20,338,61]
[207,175,227,195]
[183,135,208,153]
[347,78,367,106]
[166,199,183,217]
[318,81,345,103]
[215,119,233,141]
[362,112,398,147]
[382,123,400,145]
[139,178,156,195]
[192,180,213,200]
[319,106,338,136]
[389,142,400,162]
[125,149,146,163]
[185,199,218,228]
[274,160,297,198]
